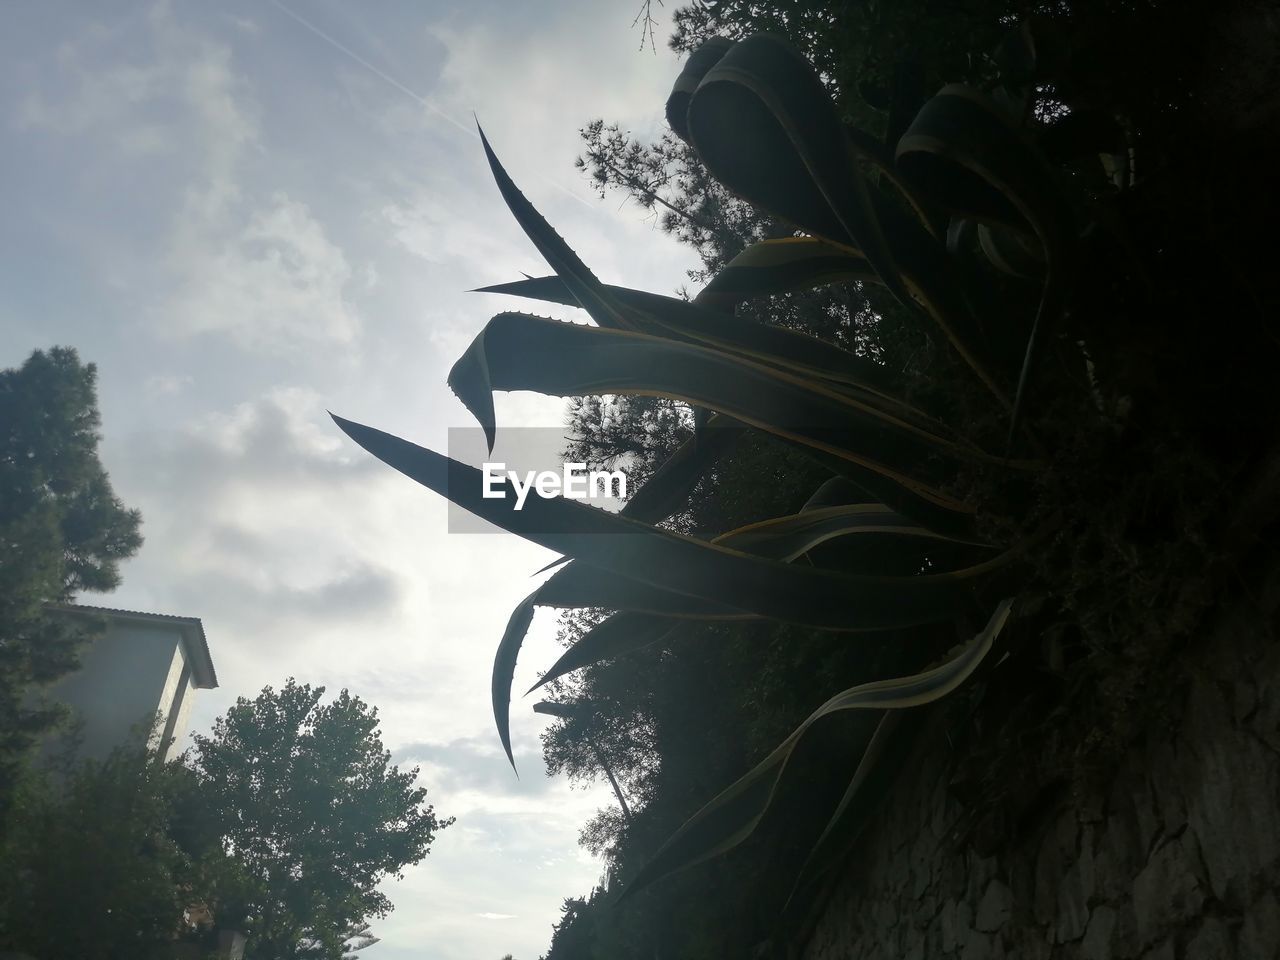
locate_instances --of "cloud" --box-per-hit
[226,14,260,36]
[143,374,194,399]
[109,387,396,640]
[12,3,359,357]
[17,2,257,205]
[423,2,680,188]
[164,559,402,635]
[392,735,557,806]
[368,780,608,960]
[165,192,361,351]
[135,386,375,495]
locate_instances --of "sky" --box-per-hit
[1,2,700,958]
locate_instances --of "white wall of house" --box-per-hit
[43,607,217,763]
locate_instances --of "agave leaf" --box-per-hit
[694,237,880,310]
[677,36,1011,406]
[475,273,908,405]
[531,413,743,576]
[530,613,681,694]
[528,507,988,685]
[887,212,1014,409]
[711,503,987,563]
[531,700,582,720]
[446,312,992,495]
[524,503,972,701]
[622,414,740,524]
[665,36,734,143]
[946,216,976,256]
[711,501,991,576]
[780,709,918,917]
[776,440,978,539]
[978,223,1046,279]
[670,37,1021,407]
[529,508,974,650]
[800,476,868,512]
[477,125,632,332]
[699,229,1008,415]
[535,559,755,620]
[620,599,1014,898]
[843,123,944,238]
[681,35,908,305]
[896,85,1076,442]
[897,87,1071,244]
[491,591,537,770]
[527,505,988,694]
[331,415,1005,632]
[332,416,1015,773]
[692,237,982,423]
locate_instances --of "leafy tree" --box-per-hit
[540,896,596,960]
[668,0,1013,118]
[185,679,453,960]
[0,682,448,960]
[576,119,765,281]
[0,346,143,823]
[0,732,201,959]
[575,117,889,358]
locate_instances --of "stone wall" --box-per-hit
[800,572,1280,959]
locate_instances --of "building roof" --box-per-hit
[50,603,218,689]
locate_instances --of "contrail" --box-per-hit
[269,0,595,210]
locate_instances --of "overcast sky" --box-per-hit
[1,2,700,958]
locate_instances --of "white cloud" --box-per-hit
[227,14,260,36]
[108,386,393,639]
[11,2,364,358]
[424,3,679,185]
[17,2,257,193]
[143,373,194,399]
[165,193,361,351]
[20,50,164,138]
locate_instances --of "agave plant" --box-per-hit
[335,22,1099,915]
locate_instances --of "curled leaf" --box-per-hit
[621,598,1015,898]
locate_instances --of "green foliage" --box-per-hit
[669,0,1013,129]
[0,347,143,595]
[623,602,1012,902]
[186,679,453,960]
[575,118,767,281]
[539,615,902,959]
[0,734,199,959]
[0,680,444,960]
[0,346,143,822]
